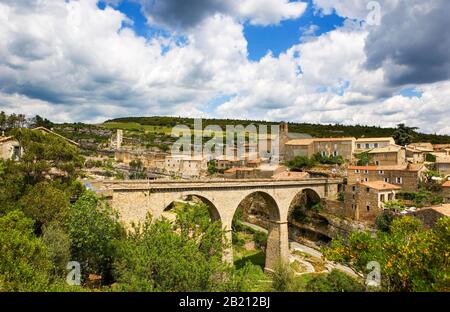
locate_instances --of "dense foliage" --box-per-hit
[323,216,450,292]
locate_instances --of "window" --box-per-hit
[364,170,369,174]
[357,144,361,149]
[375,161,380,166]
[378,170,384,174]
[367,206,370,212]
[384,178,390,183]
[396,177,403,184]
[380,194,385,202]
[366,144,370,149]
[355,169,360,173]
[333,150,339,156]
[364,178,369,182]
[374,143,379,148]
[366,188,370,193]
[352,186,356,192]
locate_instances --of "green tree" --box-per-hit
[42,222,72,277]
[12,128,84,185]
[19,182,70,232]
[0,211,53,291]
[286,156,316,171]
[113,204,240,292]
[323,216,450,292]
[66,191,124,283]
[355,152,370,166]
[271,259,296,292]
[393,123,418,146]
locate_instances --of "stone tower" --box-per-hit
[116,129,123,149]
[279,122,289,160]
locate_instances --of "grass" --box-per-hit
[101,122,174,134]
[234,249,266,270]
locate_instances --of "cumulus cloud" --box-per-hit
[0,0,449,134]
[136,0,307,29]
[364,0,450,86]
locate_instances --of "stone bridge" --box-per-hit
[99,178,342,271]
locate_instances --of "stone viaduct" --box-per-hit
[98,178,342,271]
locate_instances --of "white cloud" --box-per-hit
[238,0,308,26]
[0,0,449,135]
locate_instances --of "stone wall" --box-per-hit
[347,168,423,192]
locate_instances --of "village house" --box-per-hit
[115,149,167,171]
[285,137,356,162]
[405,204,450,229]
[224,164,286,179]
[433,144,450,156]
[347,164,426,192]
[344,181,401,223]
[368,145,406,166]
[442,181,450,203]
[435,156,450,177]
[354,137,395,153]
[215,155,244,170]
[0,135,22,160]
[165,155,208,178]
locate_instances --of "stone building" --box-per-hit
[344,181,401,223]
[347,164,426,192]
[215,155,244,170]
[442,181,450,203]
[405,204,450,229]
[354,137,395,153]
[0,135,21,160]
[285,137,355,162]
[368,145,406,166]
[115,149,167,170]
[165,155,208,177]
[436,156,450,176]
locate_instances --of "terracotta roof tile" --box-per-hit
[360,181,402,191]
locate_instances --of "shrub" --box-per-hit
[305,270,364,292]
[271,260,296,292]
[0,211,53,291]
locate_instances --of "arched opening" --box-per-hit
[162,194,221,224]
[231,191,283,272]
[288,189,331,246]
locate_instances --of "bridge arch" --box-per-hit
[162,193,222,223]
[230,190,288,271]
[288,188,321,214]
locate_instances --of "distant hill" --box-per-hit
[105,116,450,144]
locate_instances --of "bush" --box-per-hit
[66,191,124,283]
[271,260,296,292]
[42,222,72,277]
[375,213,394,232]
[305,270,364,292]
[19,182,70,232]
[113,206,240,292]
[253,231,268,249]
[0,211,53,291]
[286,156,316,171]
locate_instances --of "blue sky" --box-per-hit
[99,0,345,61]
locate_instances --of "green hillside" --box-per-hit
[105,116,450,144]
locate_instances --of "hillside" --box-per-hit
[105,116,450,144]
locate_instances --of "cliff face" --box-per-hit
[240,193,372,245]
